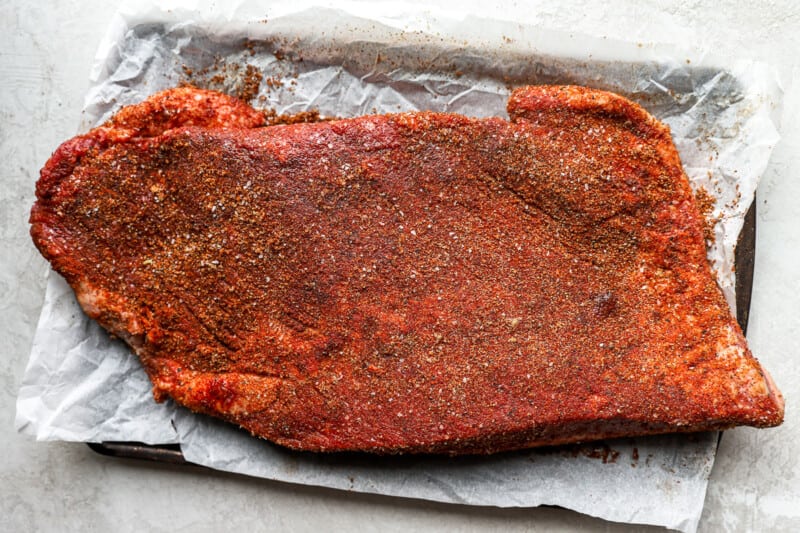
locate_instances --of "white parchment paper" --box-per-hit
[17,1,781,532]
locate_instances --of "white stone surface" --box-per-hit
[2,1,797,531]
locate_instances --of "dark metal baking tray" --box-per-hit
[87,201,757,465]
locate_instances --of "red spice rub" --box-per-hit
[30,85,783,454]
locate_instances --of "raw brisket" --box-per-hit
[30,86,784,453]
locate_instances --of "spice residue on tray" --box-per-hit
[694,186,720,246]
[179,38,303,104]
[179,39,336,126]
[239,64,264,102]
[182,61,265,103]
[535,441,621,464]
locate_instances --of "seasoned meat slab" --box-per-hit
[31,86,783,454]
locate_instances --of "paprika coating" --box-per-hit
[30,85,784,454]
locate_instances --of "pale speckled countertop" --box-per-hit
[2,1,798,531]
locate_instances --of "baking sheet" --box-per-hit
[16,1,781,532]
